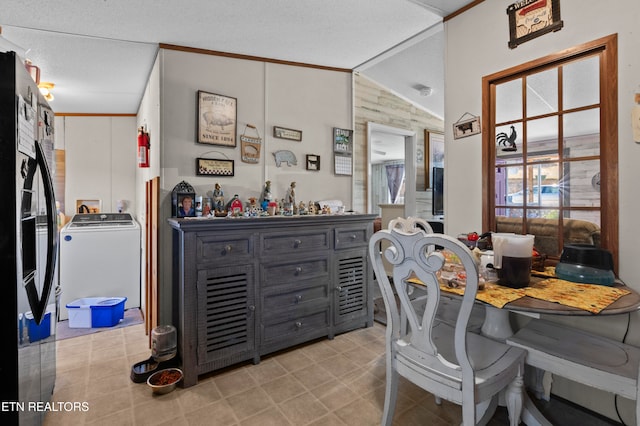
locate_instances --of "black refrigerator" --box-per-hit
[0,51,58,425]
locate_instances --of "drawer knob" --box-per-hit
[295,295,302,303]
[295,321,302,329]
[295,266,302,274]
[223,245,232,253]
[350,234,357,240]
[294,239,302,247]
[248,305,256,311]
[336,286,343,292]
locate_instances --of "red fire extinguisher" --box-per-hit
[138,127,150,168]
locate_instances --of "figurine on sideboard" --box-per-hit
[308,201,317,215]
[212,183,225,215]
[260,180,273,204]
[286,182,296,214]
[298,201,307,215]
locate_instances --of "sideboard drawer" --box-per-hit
[261,257,329,286]
[260,229,331,254]
[262,307,330,343]
[197,233,254,265]
[263,281,328,311]
[335,226,370,250]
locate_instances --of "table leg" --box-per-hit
[481,306,514,341]
[482,306,553,426]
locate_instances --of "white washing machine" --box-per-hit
[59,213,141,320]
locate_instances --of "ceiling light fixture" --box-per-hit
[419,86,433,97]
[38,82,55,101]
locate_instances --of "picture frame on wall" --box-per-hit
[334,154,352,176]
[416,131,428,191]
[76,199,101,214]
[196,158,235,177]
[333,128,353,153]
[452,113,481,139]
[428,132,444,188]
[507,0,563,49]
[306,154,320,171]
[273,126,302,141]
[197,90,237,147]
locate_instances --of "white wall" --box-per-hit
[445,1,640,422]
[137,48,353,325]
[156,50,353,206]
[61,116,137,218]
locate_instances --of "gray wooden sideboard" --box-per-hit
[168,214,377,387]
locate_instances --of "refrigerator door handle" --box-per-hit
[33,140,58,324]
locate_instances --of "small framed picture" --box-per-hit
[177,195,196,218]
[306,154,320,171]
[428,131,445,187]
[453,115,481,139]
[273,126,302,141]
[333,128,353,153]
[75,199,101,214]
[197,91,237,147]
[507,0,563,49]
[334,153,352,176]
[196,158,235,177]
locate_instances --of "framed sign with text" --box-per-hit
[197,91,237,147]
[507,0,563,49]
[196,158,235,177]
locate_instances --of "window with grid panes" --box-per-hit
[481,35,618,269]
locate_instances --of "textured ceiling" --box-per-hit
[1,0,475,115]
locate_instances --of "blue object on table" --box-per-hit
[555,244,615,286]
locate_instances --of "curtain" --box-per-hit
[385,164,405,204]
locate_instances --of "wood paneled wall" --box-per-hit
[353,74,444,214]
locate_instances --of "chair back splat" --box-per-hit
[369,217,526,426]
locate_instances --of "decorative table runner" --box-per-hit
[523,278,630,314]
[409,265,630,313]
[435,282,525,308]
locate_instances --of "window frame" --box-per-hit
[482,34,618,272]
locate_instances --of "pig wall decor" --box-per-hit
[273,150,297,167]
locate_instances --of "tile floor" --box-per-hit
[42,321,612,425]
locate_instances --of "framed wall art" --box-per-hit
[453,113,481,139]
[273,126,302,141]
[416,131,428,191]
[334,154,352,176]
[507,0,563,49]
[428,132,444,188]
[196,158,235,177]
[306,154,320,171]
[333,127,353,153]
[75,199,101,214]
[333,127,353,176]
[197,90,237,147]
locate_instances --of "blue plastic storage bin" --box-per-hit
[66,297,127,328]
[25,311,51,342]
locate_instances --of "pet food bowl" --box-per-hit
[147,368,183,395]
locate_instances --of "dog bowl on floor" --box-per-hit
[147,368,183,395]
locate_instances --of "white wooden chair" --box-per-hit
[385,217,485,334]
[369,220,526,425]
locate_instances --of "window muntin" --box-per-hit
[483,36,617,266]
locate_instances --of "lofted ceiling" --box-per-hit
[1,0,476,116]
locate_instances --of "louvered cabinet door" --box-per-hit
[196,264,258,371]
[333,250,371,331]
